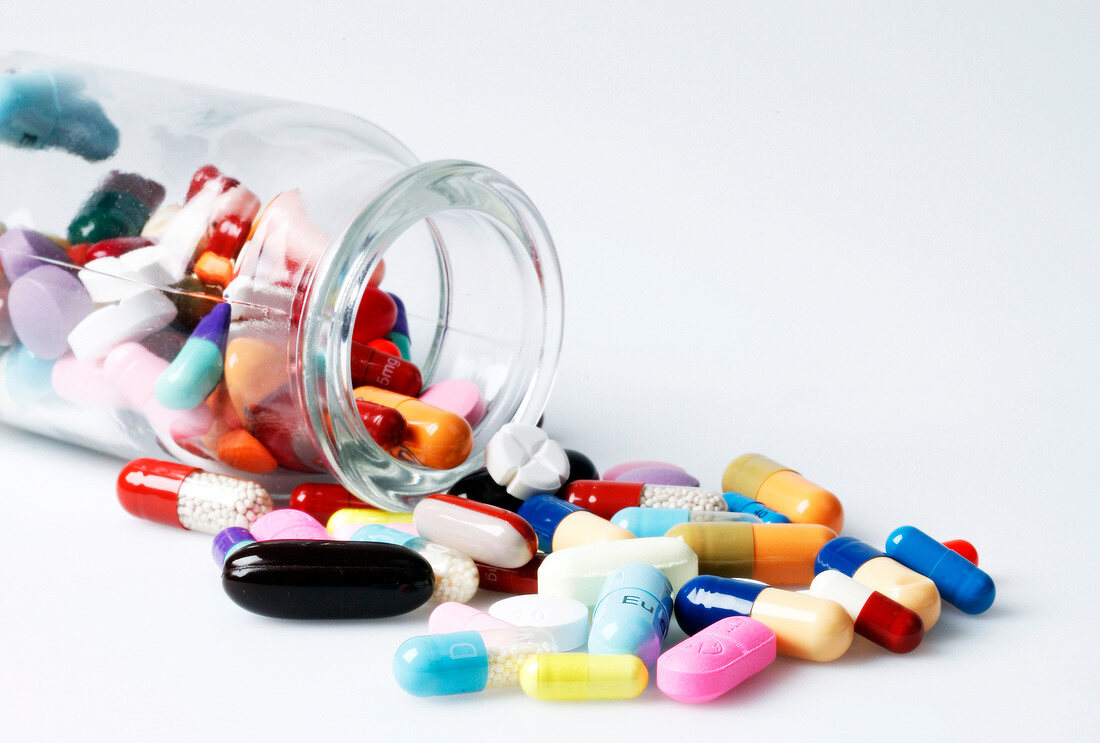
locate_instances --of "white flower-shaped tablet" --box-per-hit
[485,422,570,500]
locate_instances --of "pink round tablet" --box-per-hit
[604,460,687,481]
[251,509,331,541]
[418,379,486,427]
[657,616,776,703]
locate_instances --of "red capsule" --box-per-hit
[855,591,925,654]
[67,243,91,266]
[290,482,378,523]
[352,286,398,344]
[186,164,222,200]
[563,480,648,519]
[205,216,250,260]
[368,338,401,358]
[942,539,978,566]
[476,553,546,595]
[357,399,407,448]
[84,236,155,263]
[349,342,422,396]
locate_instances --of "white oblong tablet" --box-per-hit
[78,257,145,303]
[538,537,699,609]
[67,289,177,361]
[489,594,590,651]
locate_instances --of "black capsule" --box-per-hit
[221,540,434,619]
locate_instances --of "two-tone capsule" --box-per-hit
[518,494,635,552]
[675,575,853,662]
[414,495,538,568]
[886,526,995,614]
[589,563,672,666]
[664,522,836,585]
[815,536,941,629]
[352,523,479,604]
[722,454,844,532]
[721,492,790,523]
[563,480,728,519]
[808,570,924,653]
[611,506,760,538]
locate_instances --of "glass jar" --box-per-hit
[0,51,562,510]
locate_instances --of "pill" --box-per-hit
[327,507,414,532]
[488,594,590,651]
[83,236,154,264]
[355,399,408,448]
[675,576,854,662]
[186,165,229,200]
[103,342,214,439]
[603,461,686,481]
[656,616,777,703]
[245,386,324,471]
[77,256,147,303]
[7,265,93,359]
[385,331,411,359]
[413,495,538,568]
[722,454,844,533]
[0,281,13,347]
[886,526,995,614]
[808,570,924,653]
[393,627,558,696]
[353,386,472,469]
[815,536,942,629]
[289,482,370,523]
[417,379,486,427]
[116,458,273,534]
[942,539,979,565]
[205,215,250,260]
[212,183,260,226]
[67,288,177,361]
[193,251,234,287]
[352,286,397,343]
[353,523,479,604]
[224,337,285,420]
[519,654,648,701]
[252,508,331,541]
[50,353,125,407]
[612,466,700,488]
[611,506,760,538]
[665,522,836,585]
[212,526,255,565]
[429,603,513,634]
[387,292,408,336]
[215,428,278,474]
[140,205,180,240]
[589,563,672,666]
[222,540,434,619]
[154,302,228,409]
[0,345,55,405]
[0,70,119,161]
[348,341,422,396]
[476,554,545,595]
[485,422,570,500]
[564,480,728,519]
[517,494,635,552]
[154,183,222,281]
[561,450,600,485]
[0,228,73,279]
[448,468,523,512]
[538,537,699,608]
[721,492,791,523]
[67,171,165,245]
[367,338,400,357]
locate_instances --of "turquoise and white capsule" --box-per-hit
[155,302,229,410]
[611,506,760,538]
[352,523,479,604]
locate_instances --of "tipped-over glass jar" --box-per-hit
[0,51,562,510]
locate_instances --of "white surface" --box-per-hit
[1,1,1096,740]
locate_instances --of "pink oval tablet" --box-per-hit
[251,509,330,541]
[614,465,699,488]
[418,379,486,427]
[656,616,776,703]
[604,460,687,481]
[428,602,513,634]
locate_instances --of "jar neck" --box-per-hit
[299,160,563,510]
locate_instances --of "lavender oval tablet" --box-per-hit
[0,229,71,280]
[604,461,687,481]
[614,466,700,488]
[7,265,93,359]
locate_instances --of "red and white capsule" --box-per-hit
[117,458,273,535]
[808,570,924,654]
[563,480,727,520]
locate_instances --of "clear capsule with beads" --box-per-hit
[563,480,728,520]
[352,523,480,604]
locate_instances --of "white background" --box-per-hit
[1,2,1096,740]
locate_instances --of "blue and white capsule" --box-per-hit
[722,492,790,523]
[886,526,995,614]
[588,562,672,666]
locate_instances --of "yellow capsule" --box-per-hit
[326,507,414,532]
[519,654,648,701]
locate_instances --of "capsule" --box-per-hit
[154,302,229,410]
[353,386,472,469]
[220,540,434,618]
[67,170,165,245]
[352,523,479,604]
[611,506,760,538]
[519,654,648,701]
[721,454,844,533]
[589,563,672,666]
[675,576,853,662]
[429,602,513,634]
[943,539,979,565]
[721,492,790,523]
[393,627,557,696]
[251,508,330,540]
[656,616,777,703]
[886,526,995,614]
[664,522,836,586]
[815,536,941,628]
[289,482,372,523]
[538,537,699,609]
[327,507,414,532]
[413,495,538,569]
[476,554,545,595]
[808,570,924,653]
[348,341,422,396]
[212,526,255,566]
[116,458,273,534]
[518,494,635,552]
[355,399,407,449]
[563,480,728,520]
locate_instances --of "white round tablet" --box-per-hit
[488,594,589,651]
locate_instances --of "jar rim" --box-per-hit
[299,159,563,510]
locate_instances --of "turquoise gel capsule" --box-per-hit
[155,303,229,410]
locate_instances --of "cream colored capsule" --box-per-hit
[519,654,648,700]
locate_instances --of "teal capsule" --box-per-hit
[155,303,229,410]
[386,331,410,359]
